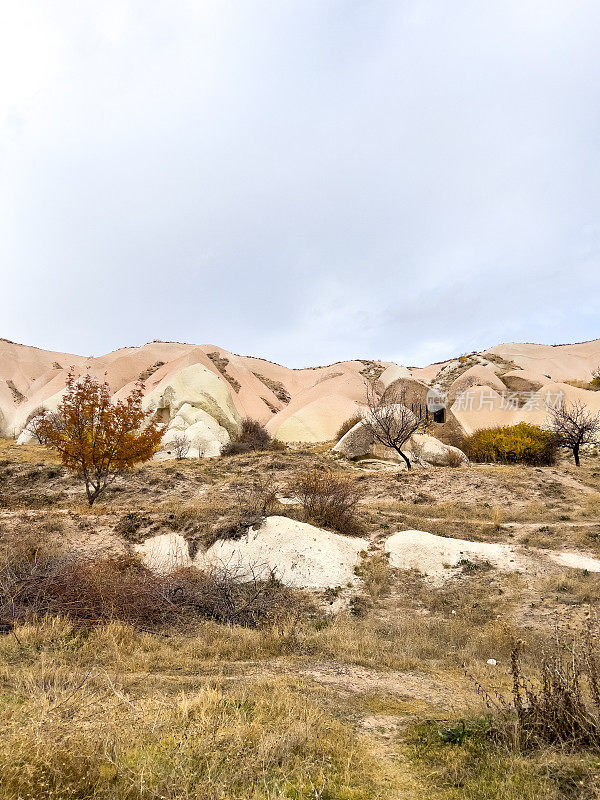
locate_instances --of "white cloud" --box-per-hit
[1,1,599,366]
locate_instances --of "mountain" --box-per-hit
[1,337,599,448]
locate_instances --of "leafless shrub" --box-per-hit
[548,399,600,466]
[470,617,600,751]
[171,433,191,460]
[0,533,310,631]
[290,467,364,535]
[362,382,425,469]
[23,410,64,444]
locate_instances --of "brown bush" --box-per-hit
[471,617,600,751]
[335,412,363,441]
[445,449,465,468]
[290,467,364,535]
[0,536,310,631]
[221,418,280,456]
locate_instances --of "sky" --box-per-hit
[1,0,599,368]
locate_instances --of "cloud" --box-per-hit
[1,1,599,366]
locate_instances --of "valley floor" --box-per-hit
[1,439,600,798]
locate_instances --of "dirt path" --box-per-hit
[120,659,463,711]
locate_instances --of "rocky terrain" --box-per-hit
[1,336,600,799]
[3,337,600,460]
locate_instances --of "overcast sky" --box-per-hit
[1,1,599,367]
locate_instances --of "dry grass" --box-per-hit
[3,439,600,796]
[0,630,397,799]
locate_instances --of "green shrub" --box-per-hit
[463,422,558,465]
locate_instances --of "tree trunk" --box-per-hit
[85,479,100,506]
[395,448,411,470]
[573,444,580,467]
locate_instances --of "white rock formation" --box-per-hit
[135,533,192,573]
[16,428,37,445]
[379,364,412,389]
[545,551,600,573]
[143,363,241,436]
[158,403,231,459]
[143,367,240,460]
[194,515,366,588]
[384,530,525,582]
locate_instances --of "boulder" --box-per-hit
[334,419,467,467]
[135,533,192,573]
[333,419,375,458]
[194,515,366,588]
[406,433,468,466]
[384,530,524,583]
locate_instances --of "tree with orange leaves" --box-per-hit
[37,371,164,505]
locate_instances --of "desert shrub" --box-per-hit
[0,536,310,630]
[221,417,279,456]
[171,432,190,459]
[463,422,558,465]
[445,449,466,468]
[290,467,364,535]
[209,476,280,544]
[470,619,600,751]
[335,411,363,440]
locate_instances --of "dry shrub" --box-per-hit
[472,618,600,751]
[491,505,504,530]
[0,536,310,631]
[221,417,281,456]
[445,449,466,468]
[208,476,280,544]
[463,422,558,465]
[335,411,363,441]
[171,432,190,459]
[291,467,364,535]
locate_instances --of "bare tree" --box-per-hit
[363,382,425,469]
[171,433,191,460]
[23,410,64,444]
[548,399,600,466]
